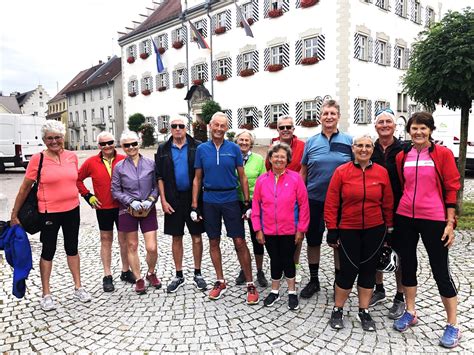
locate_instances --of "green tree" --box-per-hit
[140,123,156,147]
[128,113,146,132]
[201,100,222,124]
[403,8,474,214]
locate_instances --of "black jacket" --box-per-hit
[155,134,201,208]
[372,137,406,211]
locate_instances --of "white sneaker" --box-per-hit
[40,294,57,311]
[295,264,302,283]
[74,287,92,303]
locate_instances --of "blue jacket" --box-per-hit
[0,224,33,298]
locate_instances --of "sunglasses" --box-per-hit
[99,140,114,147]
[45,135,63,141]
[278,125,293,131]
[375,107,395,117]
[123,142,138,148]
[171,124,186,129]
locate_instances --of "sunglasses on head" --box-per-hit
[171,124,186,129]
[123,142,138,148]
[45,135,63,141]
[278,125,293,131]
[99,140,114,147]
[375,107,395,117]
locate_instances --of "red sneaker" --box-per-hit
[134,278,146,294]
[146,272,162,289]
[209,281,227,300]
[247,284,259,305]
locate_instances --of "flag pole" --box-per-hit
[206,1,213,98]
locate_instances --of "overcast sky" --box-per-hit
[0,0,471,98]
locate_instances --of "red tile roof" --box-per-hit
[119,0,182,42]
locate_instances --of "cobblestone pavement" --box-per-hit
[0,150,473,353]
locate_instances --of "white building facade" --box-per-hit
[118,0,443,143]
[16,85,51,117]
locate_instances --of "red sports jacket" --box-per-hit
[265,136,305,172]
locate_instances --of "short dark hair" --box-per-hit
[267,142,292,165]
[406,111,436,133]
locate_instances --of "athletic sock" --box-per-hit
[395,291,404,302]
[194,269,201,276]
[288,290,297,295]
[359,308,368,313]
[309,263,319,282]
[176,270,184,278]
[375,283,385,293]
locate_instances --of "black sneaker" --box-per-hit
[300,279,320,299]
[329,307,344,329]
[103,275,114,292]
[369,290,386,307]
[288,294,299,310]
[358,309,376,331]
[256,270,268,287]
[263,292,280,307]
[193,275,208,290]
[167,277,185,293]
[235,269,246,285]
[120,270,136,284]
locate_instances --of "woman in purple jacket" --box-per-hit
[252,143,310,311]
[112,131,160,294]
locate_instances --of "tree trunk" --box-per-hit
[456,102,472,215]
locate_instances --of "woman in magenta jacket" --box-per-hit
[251,143,309,311]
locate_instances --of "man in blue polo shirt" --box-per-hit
[191,112,259,305]
[300,99,353,299]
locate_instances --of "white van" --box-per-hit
[432,104,474,170]
[0,113,46,172]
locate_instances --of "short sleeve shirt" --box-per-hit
[171,142,190,192]
[194,140,243,203]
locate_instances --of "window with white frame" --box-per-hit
[107,87,111,97]
[159,115,169,129]
[74,95,78,105]
[128,45,136,58]
[176,28,184,42]
[196,64,205,80]
[304,100,319,121]
[90,90,94,102]
[100,107,105,122]
[397,93,408,112]
[144,77,152,90]
[69,112,73,123]
[242,2,252,19]
[397,0,407,18]
[376,0,388,10]
[243,52,253,69]
[195,20,204,35]
[304,37,318,58]
[216,12,226,28]
[177,69,184,84]
[218,59,227,76]
[130,80,137,93]
[75,111,79,123]
[426,7,435,27]
[99,88,103,100]
[413,0,421,23]
[68,97,72,105]
[82,92,86,103]
[271,0,282,10]
[244,107,254,124]
[83,110,87,124]
[157,34,166,48]
[271,45,283,65]
[377,39,387,65]
[108,106,112,119]
[142,40,151,54]
[271,104,283,122]
[357,34,369,61]
[91,108,95,119]
[395,46,404,69]
[158,73,167,88]
[357,99,368,123]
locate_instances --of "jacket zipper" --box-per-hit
[273,174,278,235]
[362,169,366,229]
[412,151,420,218]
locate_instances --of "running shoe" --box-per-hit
[146,272,162,289]
[393,310,417,332]
[369,290,386,307]
[209,281,227,300]
[439,324,461,348]
[263,292,280,307]
[103,275,114,292]
[358,309,376,331]
[134,278,147,294]
[288,294,299,310]
[300,279,320,299]
[388,299,406,319]
[193,275,207,290]
[329,307,344,329]
[166,277,185,293]
[40,294,57,311]
[74,287,92,303]
[235,269,245,285]
[257,270,268,287]
[246,284,259,305]
[120,270,136,284]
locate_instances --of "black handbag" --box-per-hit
[18,153,44,234]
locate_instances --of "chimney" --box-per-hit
[107,56,111,61]
[99,60,103,65]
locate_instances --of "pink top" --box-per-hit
[26,150,80,213]
[396,147,445,221]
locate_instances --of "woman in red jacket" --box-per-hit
[325,134,394,332]
[393,112,461,348]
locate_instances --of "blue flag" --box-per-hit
[151,37,165,73]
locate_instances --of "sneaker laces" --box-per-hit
[248,284,257,294]
[444,324,459,338]
[359,310,373,321]
[213,281,223,289]
[399,311,414,324]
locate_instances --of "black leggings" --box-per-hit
[265,235,296,280]
[40,206,80,261]
[337,224,385,290]
[239,201,264,256]
[395,215,457,298]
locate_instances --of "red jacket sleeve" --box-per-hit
[438,146,461,207]
[76,158,91,197]
[324,167,343,230]
[296,175,310,232]
[380,167,394,227]
[251,177,263,232]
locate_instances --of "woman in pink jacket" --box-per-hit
[252,143,310,311]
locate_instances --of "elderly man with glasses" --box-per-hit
[263,115,306,284]
[77,131,134,292]
[155,117,207,293]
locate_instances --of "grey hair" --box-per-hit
[96,131,115,144]
[170,116,186,125]
[119,130,140,145]
[277,115,294,126]
[352,134,375,146]
[267,142,292,165]
[235,130,255,147]
[374,111,396,124]
[41,120,65,138]
[209,112,228,126]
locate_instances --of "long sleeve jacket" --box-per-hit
[325,161,394,230]
[251,169,309,235]
[111,155,158,206]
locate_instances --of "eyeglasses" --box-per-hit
[375,108,395,117]
[45,135,63,141]
[278,125,293,131]
[98,140,114,147]
[123,142,138,148]
[171,124,186,129]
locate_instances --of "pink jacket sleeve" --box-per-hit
[296,175,310,232]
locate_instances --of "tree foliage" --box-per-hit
[128,113,146,132]
[140,123,156,147]
[201,100,222,124]
[403,8,474,214]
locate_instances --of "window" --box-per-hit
[195,20,204,35]
[396,0,407,18]
[271,45,283,65]
[91,108,95,119]
[176,28,184,42]
[157,34,166,48]
[177,69,184,84]
[128,45,136,58]
[83,110,87,124]
[397,93,408,112]
[243,52,253,69]
[69,112,73,123]
[304,100,319,121]
[130,80,137,93]
[376,39,389,66]
[357,34,368,61]
[426,7,435,27]
[74,95,77,105]
[108,106,112,119]
[158,73,167,88]
[242,2,252,19]
[216,12,226,28]
[143,76,153,91]
[272,0,282,10]
[68,96,72,105]
[356,99,368,123]
[100,107,105,122]
[142,40,151,54]
[413,0,421,24]
[271,104,283,122]
[376,0,388,10]
[99,88,103,100]
[75,111,79,123]
[90,90,94,102]
[218,59,227,76]
[244,107,254,124]
[394,46,404,69]
[82,92,86,103]
[39,102,44,107]
[304,37,318,58]
[196,64,205,80]
[107,87,111,98]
